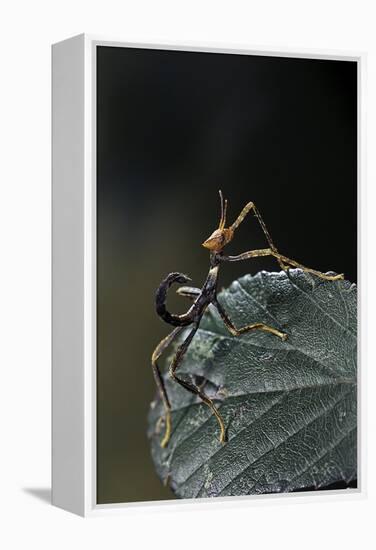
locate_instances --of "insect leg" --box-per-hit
[176,286,201,300]
[220,247,274,262]
[272,253,344,281]
[220,247,290,269]
[214,298,287,340]
[230,201,345,280]
[230,202,288,269]
[169,323,227,444]
[151,326,186,448]
[220,248,344,282]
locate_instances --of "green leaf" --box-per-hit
[147,269,357,498]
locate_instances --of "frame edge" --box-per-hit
[52,33,86,517]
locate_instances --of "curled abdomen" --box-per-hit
[155,272,194,326]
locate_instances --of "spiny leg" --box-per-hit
[169,323,227,444]
[214,298,287,341]
[220,247,344,282]
[151,326,185,448]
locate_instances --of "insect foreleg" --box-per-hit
[220,248,274,262]
[230,202,288,270]
[273,253,344,281]
[219,248,344,282]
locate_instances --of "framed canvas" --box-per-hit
[52,34,364,516]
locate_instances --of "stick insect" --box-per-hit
[151,191,344,448]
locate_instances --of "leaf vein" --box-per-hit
[216,386,354,496]
[286,273,356,338]
[288,426,357,486]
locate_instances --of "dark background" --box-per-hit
[96,46,357,504]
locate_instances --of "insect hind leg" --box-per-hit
[151,326,185,448]
[168,323,227,444]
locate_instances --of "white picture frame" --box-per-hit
[52,34,365,517]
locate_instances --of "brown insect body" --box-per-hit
[152,191,344,449]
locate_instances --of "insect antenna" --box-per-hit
[218,189,228,230]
